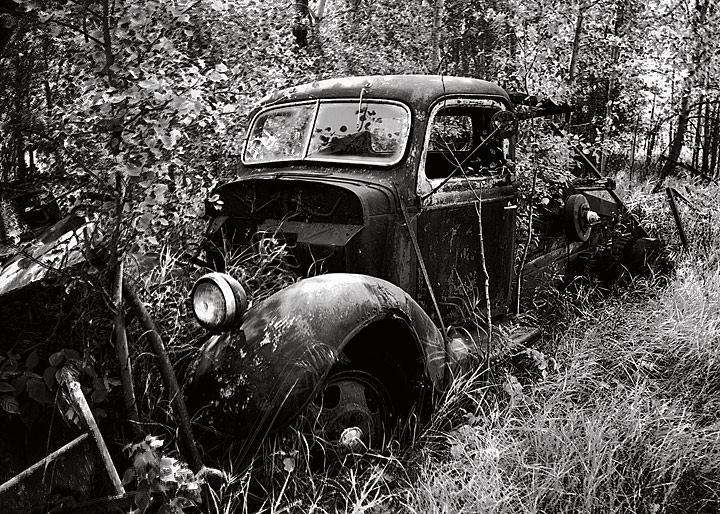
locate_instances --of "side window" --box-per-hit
[429,115,473,153]
[424,105,505,180]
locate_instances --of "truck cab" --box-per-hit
[189,75,638,455]
[203,76,519,324]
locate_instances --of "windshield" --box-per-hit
[243,100,411,166]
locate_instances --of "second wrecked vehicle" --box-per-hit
[188,75,656,453]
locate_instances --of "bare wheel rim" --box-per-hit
[312,369,393,450]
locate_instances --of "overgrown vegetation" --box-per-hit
[200,181,718,514]
[2,0,720,512]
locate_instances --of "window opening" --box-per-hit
[424,105,505,180]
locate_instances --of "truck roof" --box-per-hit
[258,75,513,112]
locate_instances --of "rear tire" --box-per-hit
[565,194,592,242]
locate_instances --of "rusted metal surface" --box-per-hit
[417,182,517,321]
[0,434,96,513]
[257,75,511,116]
[0,215,92,297]
[190,273,444,439]
[191,74,653,446]
[205,177,396,277]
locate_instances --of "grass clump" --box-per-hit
[400,269,720,513]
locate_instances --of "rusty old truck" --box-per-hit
[187,75,655,454]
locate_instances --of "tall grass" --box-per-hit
[125,181,720,513]
[398,181,720,514]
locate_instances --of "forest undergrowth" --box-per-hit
[5,178,716,514]
[202,179,720,514]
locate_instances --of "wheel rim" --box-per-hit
[311,370,392,451]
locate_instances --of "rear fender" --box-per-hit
[191,273,445,438]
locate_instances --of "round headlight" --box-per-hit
[191,272,248,331]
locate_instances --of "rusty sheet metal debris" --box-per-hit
[0,215,93,297]
[0,366,123,512]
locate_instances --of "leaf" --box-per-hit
[122,467,135,485]
[0,356,18,375]
[91,387,108,404]
[135,485,151,514]
[65,406,77,421]
[450,443,464,459]
[49,350,64,367]
[159,134,173,149]
[207,70,228,82]
[13,375,28,396]
[64,349,81,361]
[127,165,143,177]
[138,79,159,89]
[0,395,19,414]
[0,382,14,393]
[44,366,56,389]
[25,350,40,370]
[27,378,53,405]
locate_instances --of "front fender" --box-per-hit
[190,273,445,439]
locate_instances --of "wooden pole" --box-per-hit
[666,187,689,251]
[58,367,125,495]
[113,261,141,436]
[0,434,90,494]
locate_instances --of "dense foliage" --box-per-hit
[1,1,719,255]
[1,0,720,512]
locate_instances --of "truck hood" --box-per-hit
[204,172,401,276]
[208,172,398,223]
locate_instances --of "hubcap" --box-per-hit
[312,370,391,451]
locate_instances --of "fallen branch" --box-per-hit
[122,279,203,473]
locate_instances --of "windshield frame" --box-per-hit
[242,99,412,168]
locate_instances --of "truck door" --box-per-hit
[415,98,517,324]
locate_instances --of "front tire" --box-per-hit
[312,369,394,452]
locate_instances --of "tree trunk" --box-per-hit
[430,0,445,72]
[710,101,719,178]
[630,116,639,179]
[661,93,691,179]
[293,0,310,47]
[568,11,584,84]
[645,89,657,170]
[701,98,711,175]
[600,0,626,174]
[660,0,710,179]
[691,100,703,170]
[668,68,675,144]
